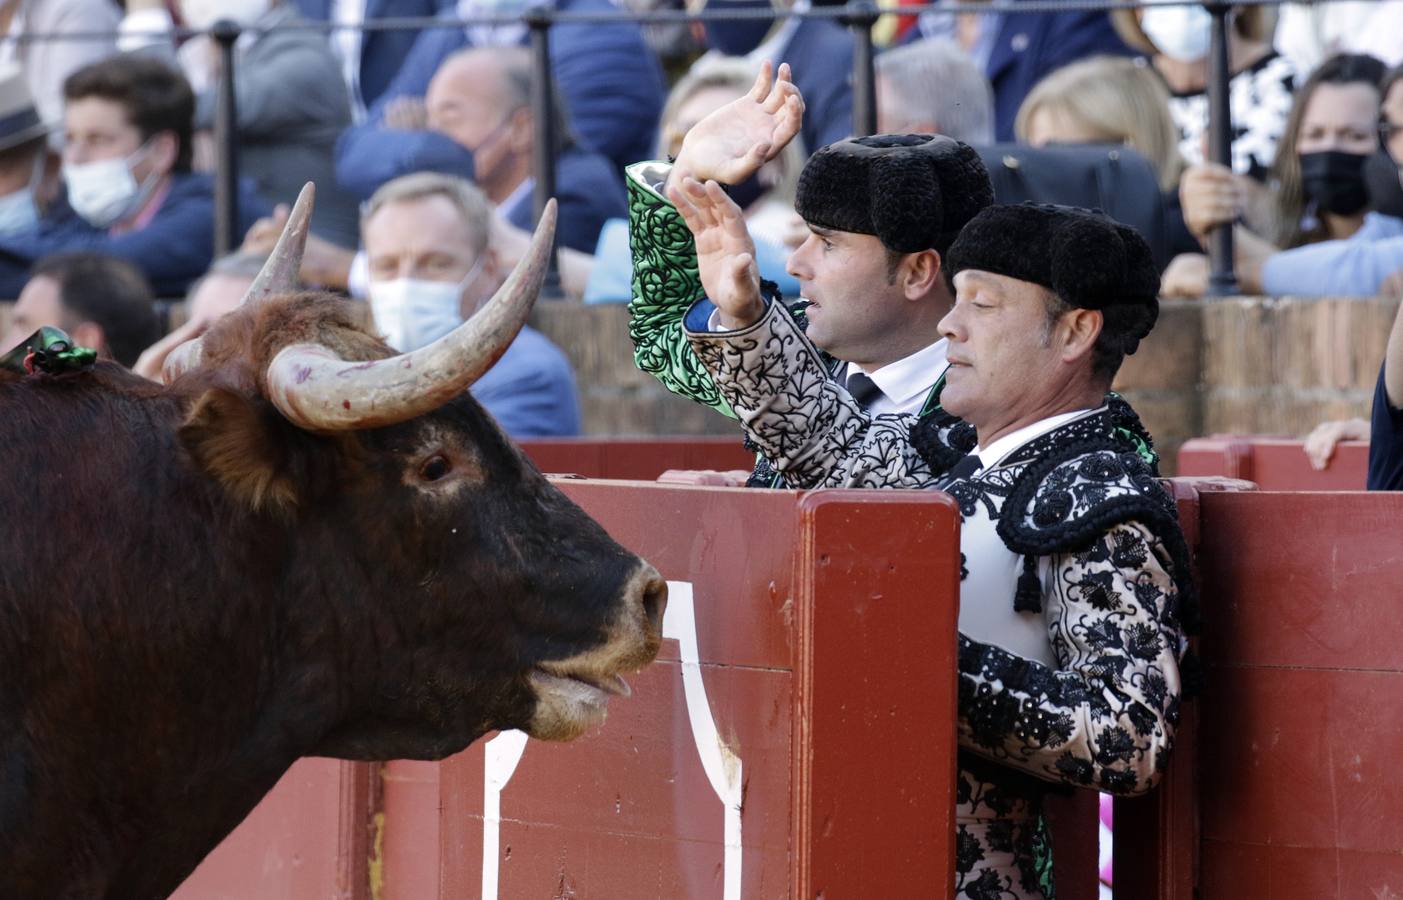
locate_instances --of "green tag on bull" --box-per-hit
[0,325,98,375]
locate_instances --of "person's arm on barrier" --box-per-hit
[957,522,1185,795]
[627,63,803,417]
[676,177,932,488]
[1304,417,1370,470]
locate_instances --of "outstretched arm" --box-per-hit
[625,61,805,417]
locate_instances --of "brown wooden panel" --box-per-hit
[169,758,366,900]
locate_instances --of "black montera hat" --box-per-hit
[947,203,1161,350]
[794,133,993,255]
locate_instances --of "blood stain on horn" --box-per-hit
[295,366,312,384]
[342,401,351,410]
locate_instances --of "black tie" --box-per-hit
[845,370,884,409]
[944,453,984,482]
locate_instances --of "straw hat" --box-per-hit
[0,65,49,153]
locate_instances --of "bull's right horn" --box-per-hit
[241,182,315,308]
[264,199,557,432]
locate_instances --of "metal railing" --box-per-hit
[5,0,1331,291]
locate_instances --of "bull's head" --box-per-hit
[170,185,666,757]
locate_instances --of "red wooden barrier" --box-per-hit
[1178,436,1369,490]
[519,436,754,480]
[1194,491,1403,897]
[171,476,1244,900]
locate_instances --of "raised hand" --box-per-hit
[668,176,764,330]
[668,60,805,191]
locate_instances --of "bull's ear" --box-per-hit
[180,388,299,514]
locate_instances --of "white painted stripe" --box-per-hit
[481,728,529,900]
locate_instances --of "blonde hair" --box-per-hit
[656,57,805,204]
[1110,6,1277,57]
[1015,56,1185,192]
[362,172,492,258]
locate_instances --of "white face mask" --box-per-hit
[1139,5,1213,62]
[368,257,486,352]
[62,144,156,228]
[180,0,271,30]
[0,153,45,236]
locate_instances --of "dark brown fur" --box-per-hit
[0,293,655,899]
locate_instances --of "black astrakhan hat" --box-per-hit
[946,202,1161,347]
[794,133,993,255]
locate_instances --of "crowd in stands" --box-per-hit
[2,0,1403,461]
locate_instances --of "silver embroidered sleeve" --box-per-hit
[956,522,1184,796]
[685,301,934,489]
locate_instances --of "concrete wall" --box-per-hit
[6,296,1397,475]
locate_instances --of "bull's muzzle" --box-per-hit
[527,562,668,742]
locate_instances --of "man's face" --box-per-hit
[785,225,911,365]
[3,274,69,352]
[1384,82,1403,182]
[363,194,484,317]
[426,55,524,199]
[938,270,1071,435]
[63,97,171,185]
[188,273,255,324]
[1296,82,1380,157]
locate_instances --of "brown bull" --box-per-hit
[0,186,666,899]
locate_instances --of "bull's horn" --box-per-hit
[241,182,315,307]
[264,198,557,431]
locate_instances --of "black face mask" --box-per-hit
[1299,150,1371,216]
[1365,150,1403,219]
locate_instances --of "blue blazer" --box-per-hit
[291,0,459,111]
[986,8,1134,142]
[780,19,855,153]
[334,0,665,194]
[0,172,270,299]
[471,325,581,437]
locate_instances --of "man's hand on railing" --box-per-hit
[1179,162,1243,245]
[666,60,804,194]
[133,316,210,383]
[1303,417,1370,471]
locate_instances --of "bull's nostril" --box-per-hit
[639,569,668,638]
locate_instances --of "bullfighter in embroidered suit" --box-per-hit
[625,63,993,486]
[667,173,1193,898]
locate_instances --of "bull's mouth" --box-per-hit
[525,665,633,741]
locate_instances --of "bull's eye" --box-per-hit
[419,455,452,482]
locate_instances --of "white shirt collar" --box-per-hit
[500,177,535,220]
[974,405,1104,470]
[845,337,948,416]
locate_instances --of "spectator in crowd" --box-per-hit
[1181,64,1403,299]
[362,171,580,436]
[0,0,120,134]
[908,0,1134,143]
[1164,54,1387,297]
[1016,55,1184,194]
[120,0,362,249]
[875,37,993,145]
[291,0,457,118]
[1368,268,1403,489]
[687,0,853,155]
[339,45,625,255]
[132,249,268,379]
[1275,0,1403,75]
[0,55,269,298]
[1,251,158,367]
[333,0,664,193]
[0,65,59,236]
[1111,4,1298,181]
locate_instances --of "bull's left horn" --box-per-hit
[264,199,557,431]
[241,182,315,308]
